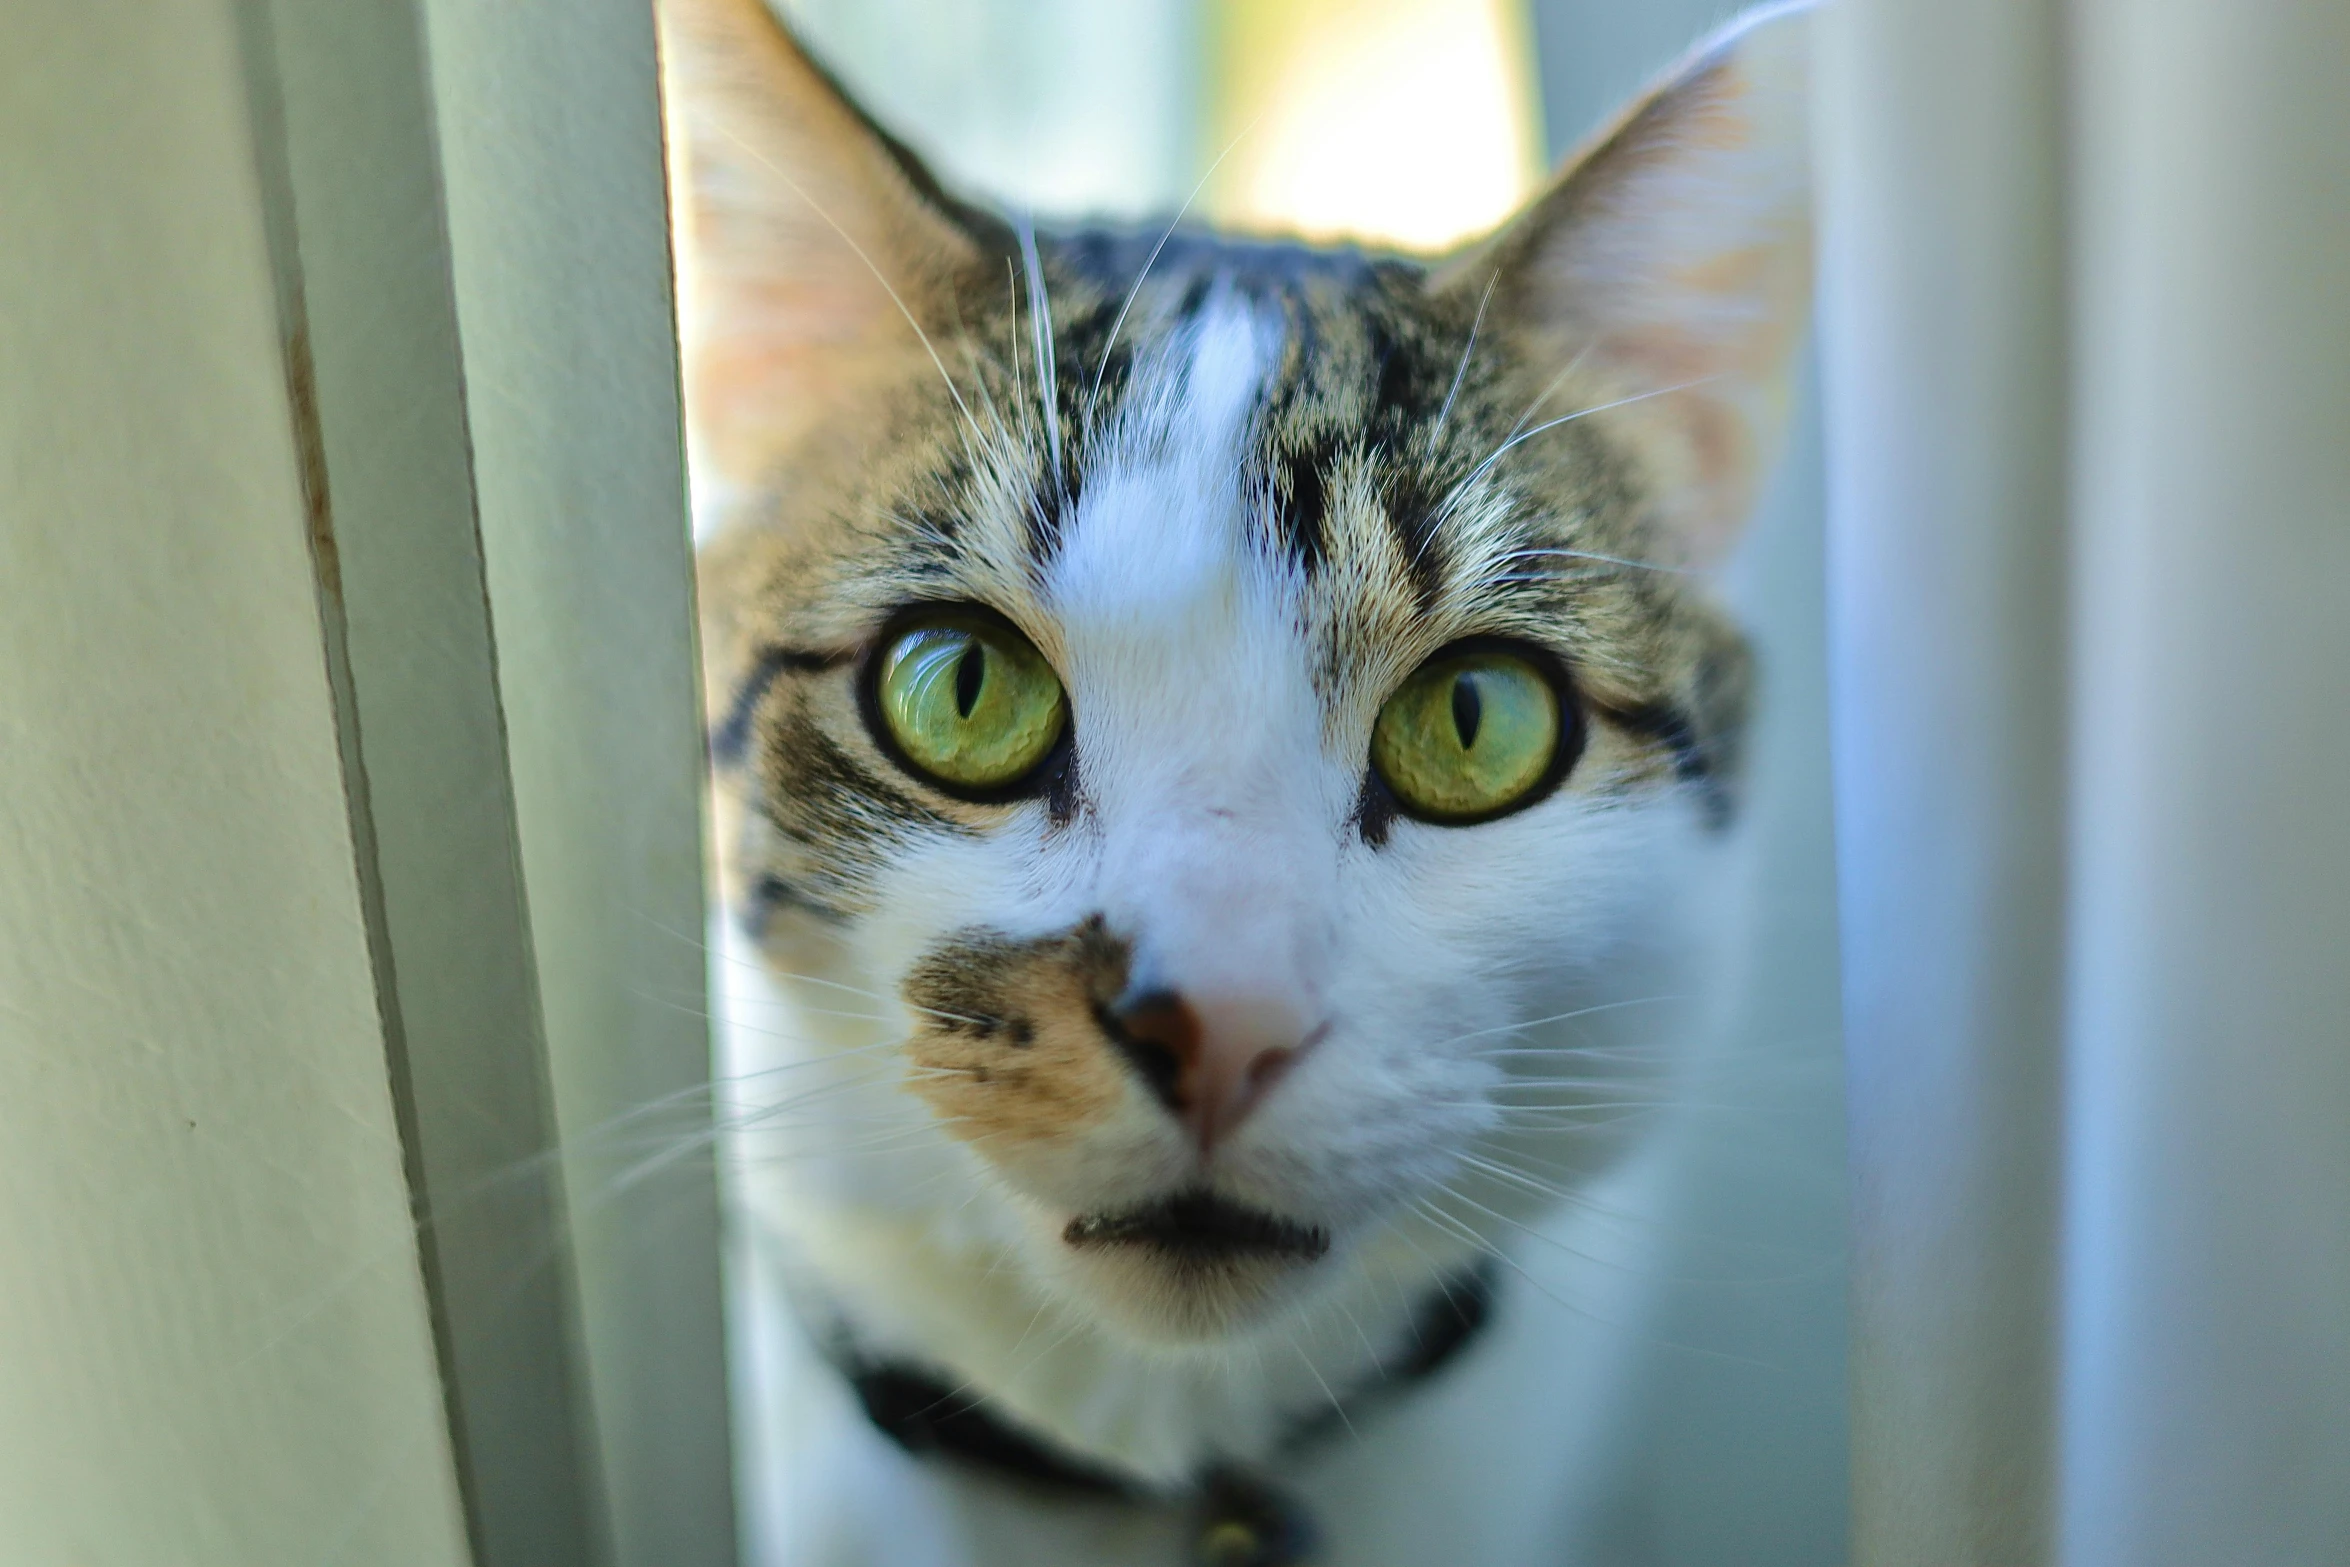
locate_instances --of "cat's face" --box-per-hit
[667,0,1808,1344]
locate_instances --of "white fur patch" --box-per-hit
[1048,293,1272,624]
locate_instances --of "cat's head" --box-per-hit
[666,0,1810,1344]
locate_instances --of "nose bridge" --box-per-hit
[1103,788,1329,1002]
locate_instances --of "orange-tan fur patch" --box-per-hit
[900,919,1136,1146]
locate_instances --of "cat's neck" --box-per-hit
[740,1125,1490,1485]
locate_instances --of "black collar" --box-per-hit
[838,1258,1499,1500]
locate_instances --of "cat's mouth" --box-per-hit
[1062,1190,1331,1263]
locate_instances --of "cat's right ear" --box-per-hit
[1433,1,1812,570]
[658,0,991,484]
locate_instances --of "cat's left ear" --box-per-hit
[1437,1,1812,567]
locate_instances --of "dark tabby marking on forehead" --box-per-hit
[1240,256,1465,595]
[994,232,1508,604]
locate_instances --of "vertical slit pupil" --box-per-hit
[954,640,987,719]
[1450,672,1483,750]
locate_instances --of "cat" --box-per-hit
[661,0,1812,1559]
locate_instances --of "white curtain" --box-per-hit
[1820,2,2350,1563]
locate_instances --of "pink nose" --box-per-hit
[1108,989,1319,1152]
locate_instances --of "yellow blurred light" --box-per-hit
[1207,0,1545,253]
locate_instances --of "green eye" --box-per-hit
[1370,647,1564,822]
[873,611,1067,792]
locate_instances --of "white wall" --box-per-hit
[1,2,732,1563]
[421,2,738,1560]
[0,1,472,1560]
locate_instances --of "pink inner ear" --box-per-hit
[663,0,986,486]
[1481,15,1810,569]
[685,267,896,478]
[1608,238,1803,470]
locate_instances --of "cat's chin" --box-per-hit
[1049,1190,1336,1343]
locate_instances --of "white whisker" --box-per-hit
[1017,214,1062,488]
[1435,994,1688,1049]
[1082,116,1257,417]
[1431,269,1497,444]
[1436,374,1726,538]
